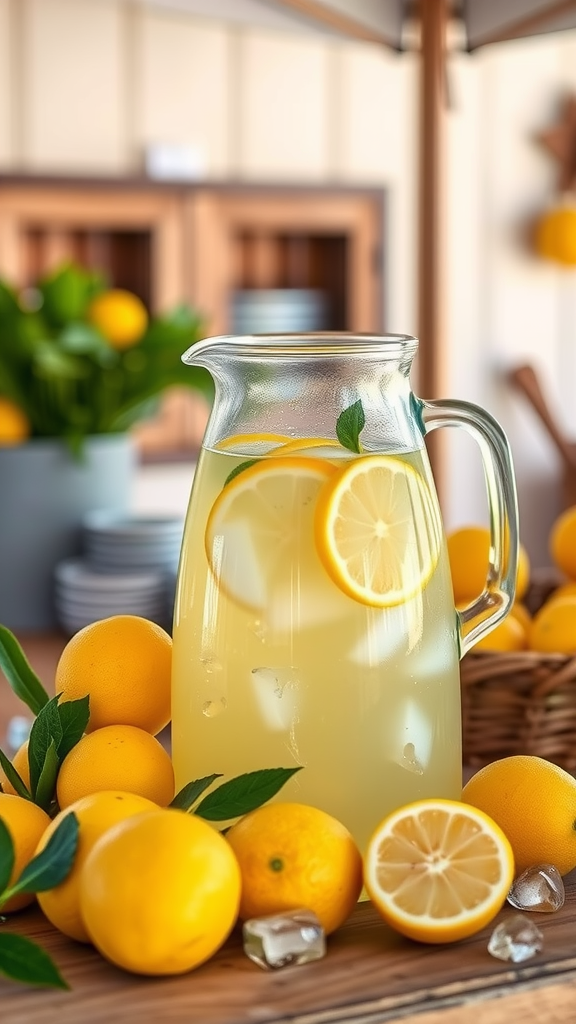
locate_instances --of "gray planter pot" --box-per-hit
[0,435,136,631]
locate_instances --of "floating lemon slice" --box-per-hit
[273,437,342,457]
[205,456,335,612]
[314,455,442,608]
[364,798,515,944]
[215,432,292,454]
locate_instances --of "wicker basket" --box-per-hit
[461,650,576,770]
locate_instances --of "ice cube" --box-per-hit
[507,864,565,913]
[243,909,326,970]
[487,914,544,963]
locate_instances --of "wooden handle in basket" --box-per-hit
[509,364,576,471]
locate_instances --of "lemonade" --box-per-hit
[171,437,463,855]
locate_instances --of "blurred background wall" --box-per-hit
[1,0,576,567]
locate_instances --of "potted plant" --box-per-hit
[0,263,210,631]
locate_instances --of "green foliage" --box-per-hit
[0,263,212,449]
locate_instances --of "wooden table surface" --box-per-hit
[3,635,576,1023]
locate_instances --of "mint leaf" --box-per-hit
[34,739,60,813]
[57,696,90,759]
[170,774,222,811]
[336,399,365,453]
[224,459,260,487]
[195,767,302,821]
[0,933,68,989]
[1,814,79,905]
[0,748,31,801]
[0,626,50,715]
[0,819,14,894]
[28,695,63,799]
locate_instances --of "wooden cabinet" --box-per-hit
[0,176,384,456]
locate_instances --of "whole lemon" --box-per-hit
[550,505,576,580]
[226,802,363,935]
[474,613,526,652]
[462,755,576,876]
[0,397,30,445]
[36,791,158,942]
[0,793,51,912]
[447,525,529,604]
[56,725,175,810]
[528,595,576,654]
[0,741,31,796]
[80,809,241,975]
[88,289,148,349]
[55,615,172,735]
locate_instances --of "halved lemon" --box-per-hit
[205,456,335,612]
[274,437,342,457]
[364,798,515,944]
[314,455,442,608]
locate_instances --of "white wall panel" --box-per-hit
[135,9,231,177]
[237,30,331,180]
[0,0,14,166]
[21,0,126,173]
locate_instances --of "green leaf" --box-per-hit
[0,819,15,894]
[336,399,365,453]
[0,933,68,989]
[1,814,79,904]
[170,774,222,811]
[33,739,60,813]
[224,459,260,487]
[28,696,63,799]
[0,748,31,801]
[57,696,90,759]
[195,767,302,821]
[0,626,50,715]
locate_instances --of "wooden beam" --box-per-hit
[467,0,576,49]
[269,0,402,49]
[418,0,448,494]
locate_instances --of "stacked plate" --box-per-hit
[53,513,185,637]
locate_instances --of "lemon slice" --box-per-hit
[215,432,292,454]
[205,456,335,612]
[364,798,515,944]
[314,455,442,608]
[274,437,342,457]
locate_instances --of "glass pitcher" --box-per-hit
[172,333,518,854]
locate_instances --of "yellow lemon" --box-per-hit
[80,809,241,975]
[205,456,336,613]
[226,802,363,935]
[88,289,148,349]
[56,725,175,810]
[509,602,532,633]
[364,798,514,944]
[462,754,576,876]
[36,791,158,942]
[474,613,527,652]
[273,437,342,457]
[550,505,576,580]
[528,595,576,654]
[0,398,30,445]
[0,793,51,912]
[447,525,530,604]
[215,432,292,453]
[314,455,441,608]
[0,740,31,796]
[55,615,172,735]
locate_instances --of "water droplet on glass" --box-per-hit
[487,914,544,963]
[202,698,227,718]
[400,742,424,775]
[507,864,565,913]
[200,658,223,675]
[243,908,325,970]
[249,618,268,643]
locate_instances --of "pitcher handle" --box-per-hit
[420,398,519,658]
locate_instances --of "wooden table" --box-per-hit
[3,635,576,1022]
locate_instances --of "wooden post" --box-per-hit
[418,0,448,499]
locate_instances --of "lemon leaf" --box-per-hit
[223,459,260,487]
[170,773,222,811]
[336,399,365,453]
[0,747,31,801]
[0,626,50,715]
[1,813,79,902]
[28,696,62,800]
[33,740,60,813]
[194,767,302,821]
[0,934,68,989]
[0,819,15,894]
[57,696,90,759]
